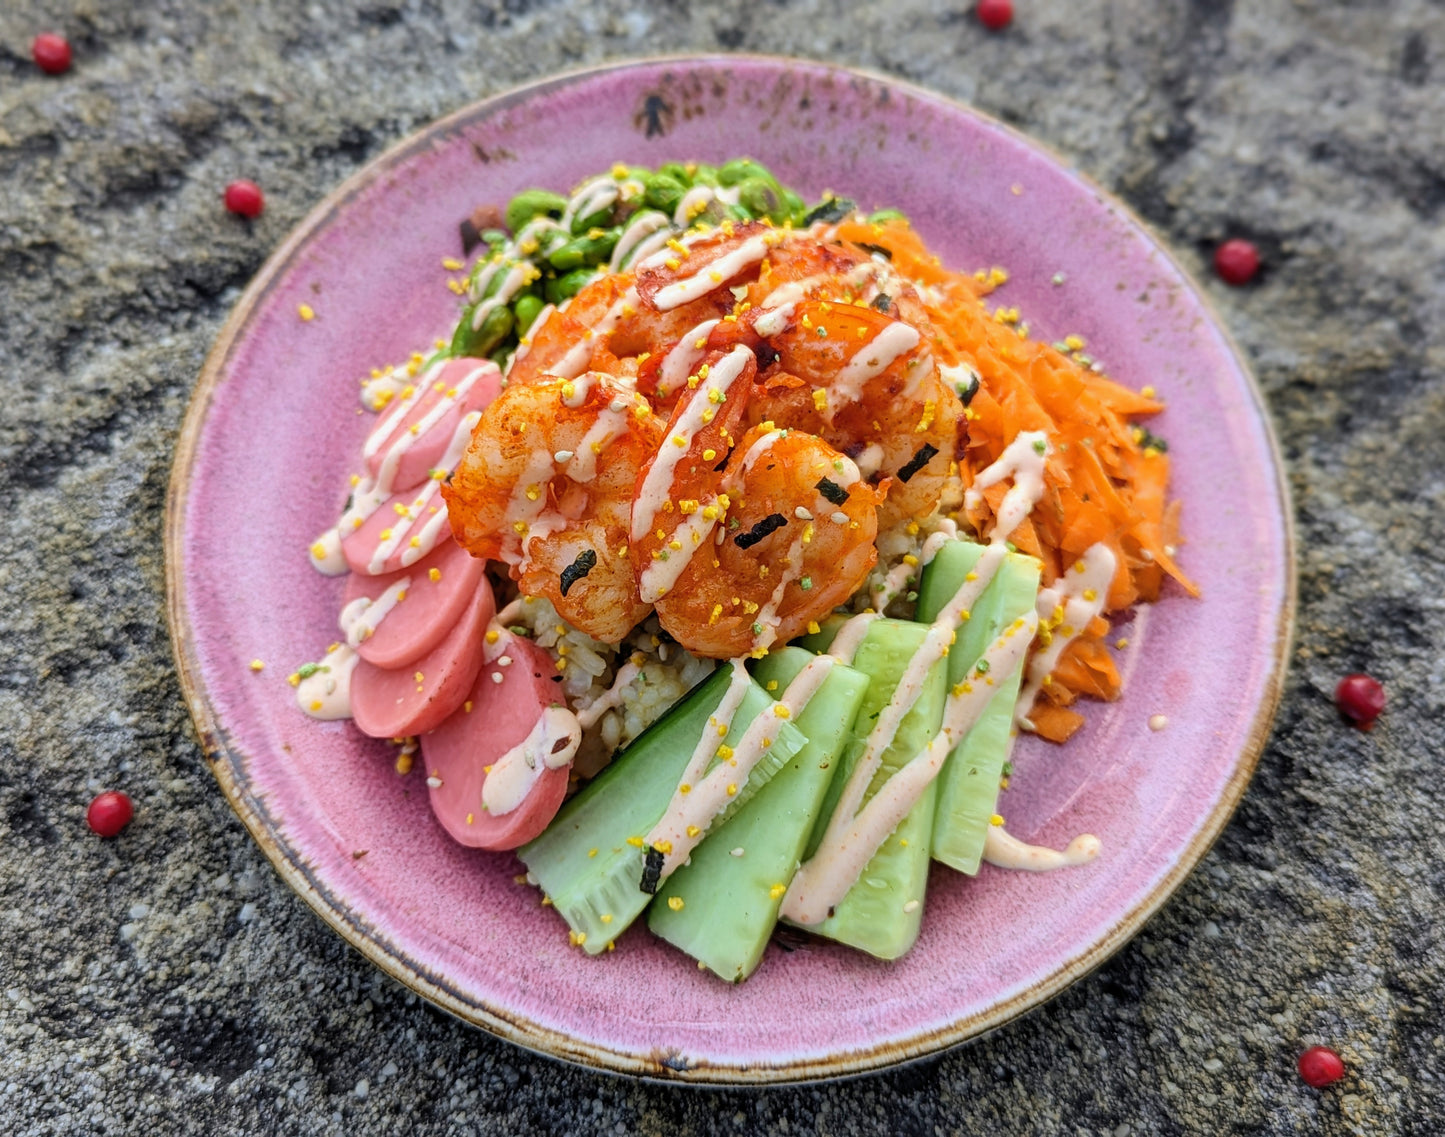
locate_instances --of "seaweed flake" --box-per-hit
[870,292,893,314]
[802,196,857,226]
[815,477,850,506]
[896,443,940,484]
[734,513,788,549]
[640,845,666,894]
[1137,427,1170,453]
[559,549,598,596]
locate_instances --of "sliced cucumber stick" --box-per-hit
[648,648,869,982]
[519,666,805,954]
[916,541,1041,874]
[791,618,947,961]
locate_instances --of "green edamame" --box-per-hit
[513,293,546,337]
[735,176,789,224]
[718,158,777,188]
[450,302,514,358]
[643,173,686,216]
[548,228,620,272]
[553,266,601,301]
[505,189,568,235]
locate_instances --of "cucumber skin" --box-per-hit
[916,542,1042,874]
[648,648,869,982]
[519,666,805,955]
[793,619,947,961]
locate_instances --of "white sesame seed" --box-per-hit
[554,449,574,462]
[729,847,745,857]
[903,899,920,913]
[830,511,849,524]
[498,655,513,667]
[491,672,504,684]
[426,776,442,788]
[794,507,813,520]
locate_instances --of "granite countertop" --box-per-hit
[2,2,1442,1133]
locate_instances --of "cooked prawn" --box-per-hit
[647,421,883,658]
[734,297,966,529]
[443,373,661,642]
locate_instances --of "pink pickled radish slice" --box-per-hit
[350,581,493,738]
[420,634,571,851]
[364,358,500,494]
[342,479,450,576]
[343,538,486,669]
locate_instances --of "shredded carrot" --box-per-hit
[839,218,1199,736]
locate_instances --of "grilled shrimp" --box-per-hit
[505,275,633,386]
[443,373,661,642]
[645,419,883,659]
[734,297,965,529]
[746,232,933,331]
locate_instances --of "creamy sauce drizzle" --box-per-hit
[965,429,1050,543]
[481,706,582,815]
[981,827,1101,871]
[1016,541,1117,732]
[657,318,721,394]
[631,345,754,552]
[646,657,831,877]
[295,642,359,720]
[575,661,643,730]
[341,578,411,648]
[652,235,772,311]
[831,322,921,407]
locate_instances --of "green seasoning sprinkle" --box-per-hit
[800,576,813,591]
[1137,427,1170,453]
[832,458,845,472]
[975,659,991,675]
[1032,438,1047,456]
[752,622,765,636]
[815,325,828,337]
[509,625,531,636]
[296,662,324,679]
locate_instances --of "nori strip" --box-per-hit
[897,443,939,484]
[815,477,850,506]
[870,292,893,313]
[640,845,665,895]
[802,196,857,226]
[559,549,598,596]
[857,243,893,261]
[734,513,788,549]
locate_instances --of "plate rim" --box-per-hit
[164,52,1297,1084]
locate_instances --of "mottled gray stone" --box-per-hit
[2,1,1443,1134]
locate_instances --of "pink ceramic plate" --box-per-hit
[166,56,1294,1082]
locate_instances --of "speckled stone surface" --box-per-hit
[2,2,1441,1134]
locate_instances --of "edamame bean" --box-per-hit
[505,189,568,235]
[689,163,720,188]
[735,176,789,224]
[718,158,777,188]
[548,228,620,272]
[451,303,514,358]
[513,293,545,337]
[643,173,686,215]
[781,189,806,226]
[658,162,692,186]
[553,266,601,301]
